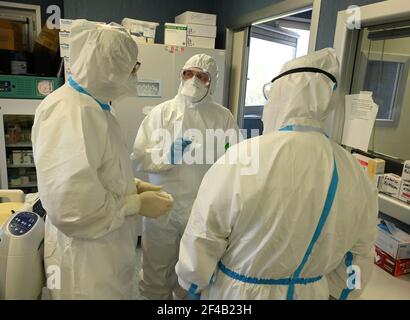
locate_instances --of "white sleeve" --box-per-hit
[131,108,173,173]
[327,185,379,300]
[33,103,140,240]
[225,110,244,147]
[175,156,241,294]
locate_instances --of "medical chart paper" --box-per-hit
[342,92,379,152]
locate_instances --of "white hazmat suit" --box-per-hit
[132,54,241,300]
[176,48,379,300]
[32,20,171,299]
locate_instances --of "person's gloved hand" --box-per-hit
[134,178,162,194]
[139,191,174,218]
[168,138,192,165]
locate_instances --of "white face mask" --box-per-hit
[181,77,209,100]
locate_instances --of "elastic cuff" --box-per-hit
[124,194,141,216]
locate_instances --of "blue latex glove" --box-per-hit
[168,138,192,165]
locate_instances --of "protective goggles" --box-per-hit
[181,69,211,86]
[263,67,338,100]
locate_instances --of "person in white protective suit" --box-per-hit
[32,20,173,300]
[175,48,379,300]
[131,54,242,300]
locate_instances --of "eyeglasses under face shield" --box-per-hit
[262,67,338,100]
[181,68,211,86]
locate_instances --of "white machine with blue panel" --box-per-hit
[0,194,46,300]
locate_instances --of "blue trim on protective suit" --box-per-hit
[68,77,111,111]
[218,262,323,285]
[188,283,201,300]
[286,159,339,300]
[339,251,354,300]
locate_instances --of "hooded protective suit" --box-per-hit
[32,20,143,299]
[131,54,241,300]
[175,48,379,300]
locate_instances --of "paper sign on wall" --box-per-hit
[342,92,379,152]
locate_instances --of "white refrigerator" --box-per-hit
[0,99,40,193]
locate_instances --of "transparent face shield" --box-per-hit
[181,68,211,87]
[262,67,338,100]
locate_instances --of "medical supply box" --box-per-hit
[375,224,410,261]
[175,11,217,26]
[187,36,215,49]
[375,246,410,277]
[399,181,410,204]
[187,24,217,38]
[382,174,402,198]
[164,23,187,46]
[121,18,159,44]
[402,160,410,182]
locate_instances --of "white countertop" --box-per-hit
[359,265,410,300]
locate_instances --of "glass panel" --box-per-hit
[3,114,37,193]
[245,37,296,107]
[351,23,410,160]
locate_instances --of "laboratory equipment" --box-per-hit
[0,75,63,99]
[0,99,41,192]
[0,194,46,300]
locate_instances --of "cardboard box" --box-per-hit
[375,174,385,191]
[59,32,70,58]
[399,181,410,204]
[187,24,217,38]
[382,174,402,198]
[187,35,215,49]
[175,11,217,26]
[375,246,410,277]
[368,158,386,176]
[35,25,60,53]
[164,23,187,46]
[122,18,159,39]
[375,224,410,260]
[0,20,24,51]
[402,160,410,182]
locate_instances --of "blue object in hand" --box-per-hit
[168,138,192,164]
[188,292,201,300]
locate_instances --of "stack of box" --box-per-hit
[121,18,159,44]
[59,19,73,81]
[400,161,410,204]
[376,160,410,204]
[375,222,410,276]
[352,154,386,190]
[58,19,106,81]
[165,11,217,49]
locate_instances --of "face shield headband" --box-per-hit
[263,67,338,100]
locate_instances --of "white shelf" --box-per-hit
[6,143,32,148]
[9,182,37,188]
[379,193,410,226]
[7,164,36,168]
[359,264,410,300]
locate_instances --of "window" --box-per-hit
[362,60,407,124]
[245,37,296,107]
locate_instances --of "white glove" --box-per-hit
[134,178,162,194]
[139,191,174,219]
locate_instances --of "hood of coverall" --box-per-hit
[262,48,340,134]
[69,20,139,103]
[177,54,218,107]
